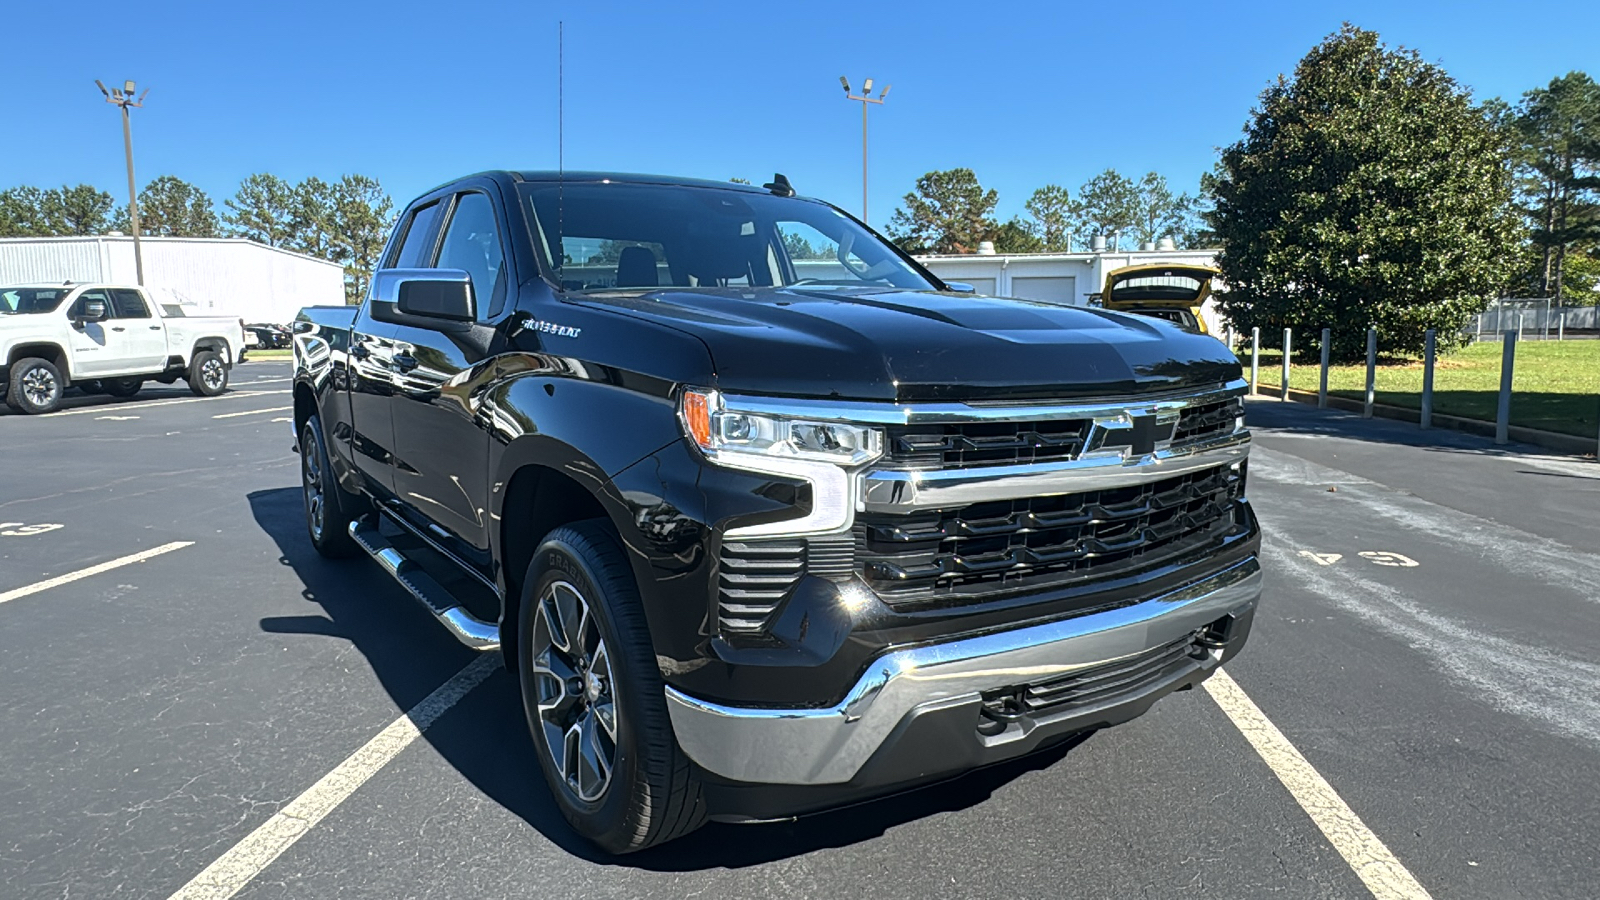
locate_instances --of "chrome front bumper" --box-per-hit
[665,556,1261,786]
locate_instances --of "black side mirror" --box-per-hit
[370,268,476,327]
[77,298,108,324]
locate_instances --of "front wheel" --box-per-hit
[188,349,229,396]
[5,357,65,414]
[519,521,706,853]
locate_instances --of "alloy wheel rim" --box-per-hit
[21,368,57,408]
[301,431,324,540]
[202,358,225,390]
[530,579,617,803]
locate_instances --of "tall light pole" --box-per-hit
[840,76,890,226]
[95,79,149,286]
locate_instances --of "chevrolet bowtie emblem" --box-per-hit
[1087,410,1174,459]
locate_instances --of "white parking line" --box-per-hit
[1205,669,1433,899]
[0,541,195,605]
[212,406,294,419]
[44,390,290,417]
[166,654,499,900]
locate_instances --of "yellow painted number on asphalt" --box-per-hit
[1297,551,1343,566]
[1358,551,1419,568]
[0,523,64,537]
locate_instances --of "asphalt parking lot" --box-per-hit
[3,360,1598,899]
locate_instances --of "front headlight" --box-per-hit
[679,389,883,467]
[678,388,884,538]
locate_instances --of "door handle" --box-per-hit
[111,326,126,332]
[394,354,420,372]
[349,343,371,359]
[148,326,161,331]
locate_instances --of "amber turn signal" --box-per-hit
[682,390,712,448]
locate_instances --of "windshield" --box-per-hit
[0,287,69,315]
[519,181,936,293]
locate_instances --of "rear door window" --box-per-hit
[109,289,151,319]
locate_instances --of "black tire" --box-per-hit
[102,377,143,398]
[519,521,706,854]
[5,357,65,414]
[299,415,360,558]
[78,380,105,395]
[188,349,229,396]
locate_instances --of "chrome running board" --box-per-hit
[347,516,500,651]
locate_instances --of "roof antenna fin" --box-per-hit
[763,173,794,197]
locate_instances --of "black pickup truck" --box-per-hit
[291,171,1261,853]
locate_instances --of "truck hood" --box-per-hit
[569,285,1239,402]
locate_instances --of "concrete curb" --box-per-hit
[1250,384,1599,458]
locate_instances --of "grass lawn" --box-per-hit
[243,348,293,359]
[1242,339,1600,437]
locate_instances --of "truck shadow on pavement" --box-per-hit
[246,485,1096,868]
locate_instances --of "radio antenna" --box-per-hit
[557,20,565,286]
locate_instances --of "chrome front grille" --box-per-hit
[1174,396,1245,444]
[885,419,1091,469]
[856,464,1246,605]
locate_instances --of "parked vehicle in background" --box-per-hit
[246,323,292,349]
[292,171,1261,853]
[1,283,244,413]
[1099,264,1219,334]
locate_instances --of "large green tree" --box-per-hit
[41,184,117,235]
[1071,169,1139,247]
[1511,72,1600,303]
[328,175,394,304]
[287,176,337,259]
[887,168,999,254]
[0,187,49,237]
[992,217,1043,253]
[223,173,295,247]
[1130,172,1192,245]
[1024,184,1074,251]
[121,176,219,237]
[1209,25,1519,360]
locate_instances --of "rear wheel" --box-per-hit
[188,349,229,396]
[102,377,143,398]
[299,415,359,558]
[5,357,65,414]
[519,521,706,853]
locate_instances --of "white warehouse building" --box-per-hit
[915,246,1226,332]
[0,236,345,324]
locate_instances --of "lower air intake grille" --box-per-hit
[718,540,804,634]
[979,631,1204,728]
[716,537,855,635]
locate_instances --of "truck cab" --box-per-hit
[292,171,1261,853]
[1,283,243,413]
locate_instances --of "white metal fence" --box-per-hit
[1467,300,1598,339]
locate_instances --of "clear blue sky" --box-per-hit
[3,0,1596,227]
